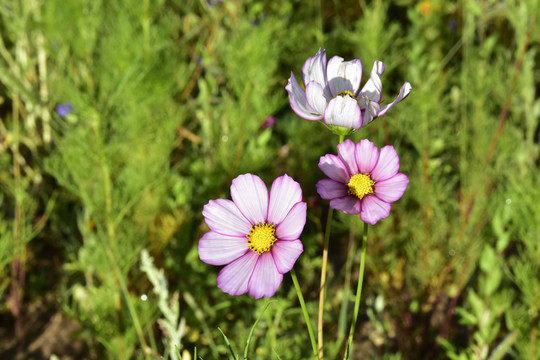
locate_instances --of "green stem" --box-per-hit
[339,134,345,143]
[291,268,318,359]
[344,222,368,360]
[317,208,334,359]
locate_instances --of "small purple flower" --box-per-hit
[261,116,276,129]
[316,139,409,225]
[286,49,411,130]
[199,174,306,299]
[55,102,74,118]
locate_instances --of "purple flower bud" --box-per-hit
[55,102,74,118]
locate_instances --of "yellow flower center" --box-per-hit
[247,223,277,255]
[337,90,357,99]
[347,173,375,199]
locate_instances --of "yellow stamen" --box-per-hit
[247,223,277,255]
[347,173,375,199]
[337,90,356,98]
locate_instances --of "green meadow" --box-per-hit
[1,0,539,359]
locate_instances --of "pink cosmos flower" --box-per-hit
[199,174,306,299]
[316,139,409,225]
[285,49,411,130]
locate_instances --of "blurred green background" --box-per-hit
[1,0,539,359]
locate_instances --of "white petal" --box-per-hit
[302,48,328,87]
[305,81,330,115]
[203,199,252,237]
[285,72,323,120]
[327,56,362,96]
[359,61,384,103]
[324,96,362,130]
[378,82,412,117]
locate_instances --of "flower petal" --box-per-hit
[337,139,358,175]
[271,239,303,274]
[199,231,249,266]
[248,252,283,299]
[360,195,391,225]
[374,173,409,203]
[324,96,362,130]
[354,139,380,174]
[329,195,361,215]
[302,48,327,88]
[360,101,381,127]
[327,56,362,96]
[377,82,412,117]
[305,81,329,115]
[319,154,350,183]
[217,251,259,296]
[316,178,348,200]
[203,199,252,237]
[359,61,384,103]
[276,202,307,240]
[285,72,323,120]
[371,145,400,181]
[231,174,268,225]
[268,174,302,225]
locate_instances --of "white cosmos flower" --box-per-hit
[285,48,412,130]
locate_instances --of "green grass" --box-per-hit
[1,0,539,359]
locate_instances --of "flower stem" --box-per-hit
[291,268,318,359]
[317,207,334,359]
[343,222,368,360]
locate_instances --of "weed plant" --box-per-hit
[0,0,539,359]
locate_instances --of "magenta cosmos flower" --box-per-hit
[285,48,411,130]
[199,174,306,299]
[316,139,409,225]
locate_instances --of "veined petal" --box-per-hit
[268,174,302,225]
[316,178,348,199]
[359,61,384,103]
[199,231,249,266]
[302,48,327,88]
[371,145,400,181]
[355,139,380,174]
[327,56,362,96]
[276,202,307,241]
[305,81,329,115]
[360,195,391,225]
[248,252,283,299]
[374,173,409,203]
[203,199,252,237]
[378,82,412,117]
[329,196,361,215]
[231,174,268,225]
[337,139,358,175]
[286,72,323,120]
[360,101,381,127]
[271,239,303,274]
[324,96,362,130]
[217,251,259,296]
[319,154,350,183]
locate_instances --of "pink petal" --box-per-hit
[360,195,391,225]
[268,174,302,225]
[374,173,409,203]
[302,48,327,88]
[324,96,362,130]
[371,146,400,181]
[285,72,323,121]
[248,252,283,299]
[337,139,358,175]
[329,196,361,215]
[377,82,412,117]
[354,139,380,174]
[230,174,268,225]
[203,199,252,237]
[271,240,303,274]
[316,178,348,200]
[319,154,350,183]
[326,56,362,96]
[199,231,249,266]
[305,81,329,115]
[276,202,307,241]
[217,251,259,296]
